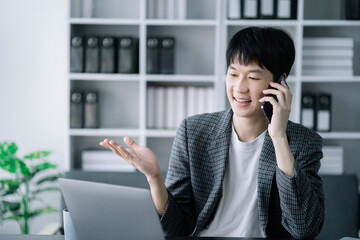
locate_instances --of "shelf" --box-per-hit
[301,76,360,83]
[224,20,298,26]
[319,132,360,139]
[70,129,140,137]
[69,18,141,25]
[146,74,216,82]
[145,19,217,26]
[69,73,140,81]
[146,129,177,137]
[303,20,360,26]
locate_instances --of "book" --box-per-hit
[175,86,186,127]
[147,86,156,129]
[341,0,360,20]
[302,48,353,58]
[302,68,353,76]
[276,0,297,19]
[154,87,165,129]
[187,87,198,117]
[177,0,187,19]
[206,87,216,113]
[165,87,176,129]
[302,58,352,67]
[228,0,242,19]
[198,87,207,114]
[303,38,354,47]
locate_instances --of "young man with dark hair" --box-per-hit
[100,26,325,239]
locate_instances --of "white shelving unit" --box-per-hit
[66,0,360,179]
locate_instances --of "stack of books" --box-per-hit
[148,0,187,19]
[81,150,136,172]
[302,37,354,76]
[147,86,216,129]
[319,146,344,175]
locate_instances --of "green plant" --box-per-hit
[0,141,60,234]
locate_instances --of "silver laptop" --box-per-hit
[59,178,165,240]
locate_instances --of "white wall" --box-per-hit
[0,0,67,234]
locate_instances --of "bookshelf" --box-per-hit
[66,0,360,180]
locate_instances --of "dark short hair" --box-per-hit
[226,26,295,80]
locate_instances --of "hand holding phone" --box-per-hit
[261,75,289,123]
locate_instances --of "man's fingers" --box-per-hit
[124,136,138,148]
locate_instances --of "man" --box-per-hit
[100,26,324,239]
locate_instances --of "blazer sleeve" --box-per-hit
[275,131,325,239]
[159,118,196,236]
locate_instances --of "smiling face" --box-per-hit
[226,60,273,122]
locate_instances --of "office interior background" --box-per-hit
[0,0,359,236]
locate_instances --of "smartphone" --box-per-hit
[261,74,289,123]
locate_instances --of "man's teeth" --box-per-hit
[235,98,251,103]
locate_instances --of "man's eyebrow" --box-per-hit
[229,65,263,73]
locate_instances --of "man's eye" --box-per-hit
[230,73,237,77]
[249,77,259,80]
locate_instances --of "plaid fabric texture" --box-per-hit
[160,108,324,239]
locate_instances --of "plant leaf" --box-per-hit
[24,151,51,159]
[2,214,23,221]
[35,174,61,185]
[32,163,57,174]
[29,206,59,218]
[0,157,28,175]
[2,201,21,212]
[0,142,18,160]
[0,179,21,195]
[33,187,60,195]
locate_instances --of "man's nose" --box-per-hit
[234,77,248,92]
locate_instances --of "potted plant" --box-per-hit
[0,141,60,234]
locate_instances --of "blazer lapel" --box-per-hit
[193,109,233,235]
[257,131,277,233]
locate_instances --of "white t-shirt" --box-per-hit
[200,125,266,237]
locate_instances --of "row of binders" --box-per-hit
[70,91,99,129]
[302,37,354,76]
[301,93,331,132]
[82,150,136,172]
[148,0,187,19]
[147,86,216,129]
[318,146,344,175]
[227,0,297,19]
[71,35,139,74]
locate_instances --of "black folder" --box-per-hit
[301,93,316,131]
[84,92,99,128]
[260,0,275,19]
[159,37,175,74]
[342,0,360,20]
[100,37,116,73]
[317,94,331,132]
[70,36,84,73]
[85,36,100,73]
[70,91,84,128]
[276,0,297,19]
[118,37,139,73]
[147,37,160,74]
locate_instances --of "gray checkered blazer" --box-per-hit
[160,108,324,239]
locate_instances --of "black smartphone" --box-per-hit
[261,75,289,123]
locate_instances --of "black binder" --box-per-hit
[70,91,83,128]
[342,0,360,20]
[242,0,259,19]
[147,37,160,74]
[260,0,275,19]
[301,93,316,131]
[100,37,116,73]
[160,37,175,74]
[85,36,100,73]
[117,37,139,73]
[317,94,331,132]
[84,91,99,128]
[70,36,84,73]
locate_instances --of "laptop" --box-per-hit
[59,178,165,240]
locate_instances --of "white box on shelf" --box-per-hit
[154,87,165,129]
[176,86,186,128]
[147,86,156,129]
[319,146,344,175]
[303,38,354,48]
[165,87,177,129]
